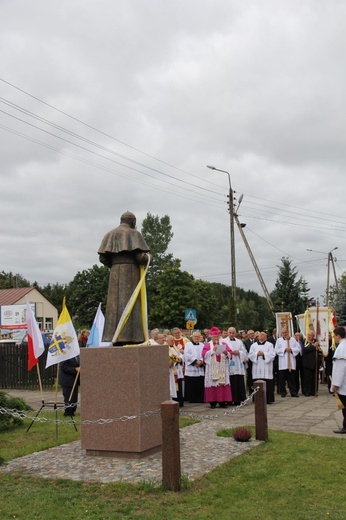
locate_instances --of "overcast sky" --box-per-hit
[1,0,345,311]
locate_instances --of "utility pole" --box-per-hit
[233,213,275,316]
[306,247,339,306]
[207,165,236,302]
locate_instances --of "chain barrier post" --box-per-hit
[254,380,268,441]
[161,400,181,491]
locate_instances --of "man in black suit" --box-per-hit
[301,331,320,396]
[59,356,80,416]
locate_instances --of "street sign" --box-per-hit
[184,309,197,323]
[186,321,195,330]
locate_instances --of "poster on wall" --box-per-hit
[0,303,35,329]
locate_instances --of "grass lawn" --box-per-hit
[0,417,345,519]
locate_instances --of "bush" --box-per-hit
[0,391,32,431]
[232,427,252,442]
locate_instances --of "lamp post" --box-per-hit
[306,247,339,306]
[207,165,236,303]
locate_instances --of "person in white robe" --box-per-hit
[275,328,301,397]
[184,331,205,403]
[249,332,276,404]
[222,327,247,405]
[202,326,232,408]
[331,327,346,434]
[167,334,184,406]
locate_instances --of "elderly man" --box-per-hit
[184,331,205,403]
[301,331,321,396]
[151,332,166,345]
[275,328,301,397]
[172,327,189,353]
[222,327,247,405]
[249,331,276,404]
[167,334,184,407]
[202,326,232,408]
[332,327,346,434]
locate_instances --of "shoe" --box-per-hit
[280,394,287,398]
[333,428,346,434]
[210,403,216,409]
[291,394,299,398]
[219,403,227,408]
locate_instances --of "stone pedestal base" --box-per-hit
[80,345,169,457]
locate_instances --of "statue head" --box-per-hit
[120,211,136,228]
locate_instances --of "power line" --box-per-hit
[0,123,221,208]
[0,76,226,190]
[0,105,224,200]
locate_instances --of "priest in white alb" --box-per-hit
[249,331,276,404]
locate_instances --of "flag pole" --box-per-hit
[36,363,44,402]
[55,363,60,403]
[315,300,319,396]
[68,371,80,402]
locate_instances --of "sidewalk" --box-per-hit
[3,383,343,436]
[0,384,343,484]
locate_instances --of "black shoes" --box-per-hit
[333,428,346,434]
[291,394,299,398]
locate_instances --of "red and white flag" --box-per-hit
[26,300,44,371]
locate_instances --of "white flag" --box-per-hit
[46,304,80,368]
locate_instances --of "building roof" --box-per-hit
[0,287,34,305]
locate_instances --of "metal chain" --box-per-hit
[179,386,260,421]
[0,406,161,425]
[0,387,260,425]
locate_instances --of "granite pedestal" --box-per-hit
[80,345,169,458]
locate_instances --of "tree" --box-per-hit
[141,213,175,303]
[271,257,310,319]
[65,265,109,328]
[148,260,197,329]
[193,279,219,328]
[41,282,69,314]
[330,272,346,325]
[0,271,30,289]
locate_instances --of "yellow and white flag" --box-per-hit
[46,304,80,368]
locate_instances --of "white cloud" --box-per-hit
[0,0,345,314]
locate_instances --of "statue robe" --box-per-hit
[98,223,150,344]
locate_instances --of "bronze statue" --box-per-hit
[98,211,150,345]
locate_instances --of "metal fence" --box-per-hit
[0,343,57,389]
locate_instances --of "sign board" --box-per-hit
[186,321,195,330]
[0,304,35,329]
[185,309,197,323]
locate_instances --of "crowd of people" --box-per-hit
[148,325,333,410]
[61,324,346,435]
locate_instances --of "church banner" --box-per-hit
[304,307,330,356]
[276,312,294,338]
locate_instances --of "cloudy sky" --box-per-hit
[1,0,345,309]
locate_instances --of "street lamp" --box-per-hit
[207,165,236,303]
[306,247,339,306]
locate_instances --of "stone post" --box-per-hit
[161,400,181,491]
[254,380,268,441]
